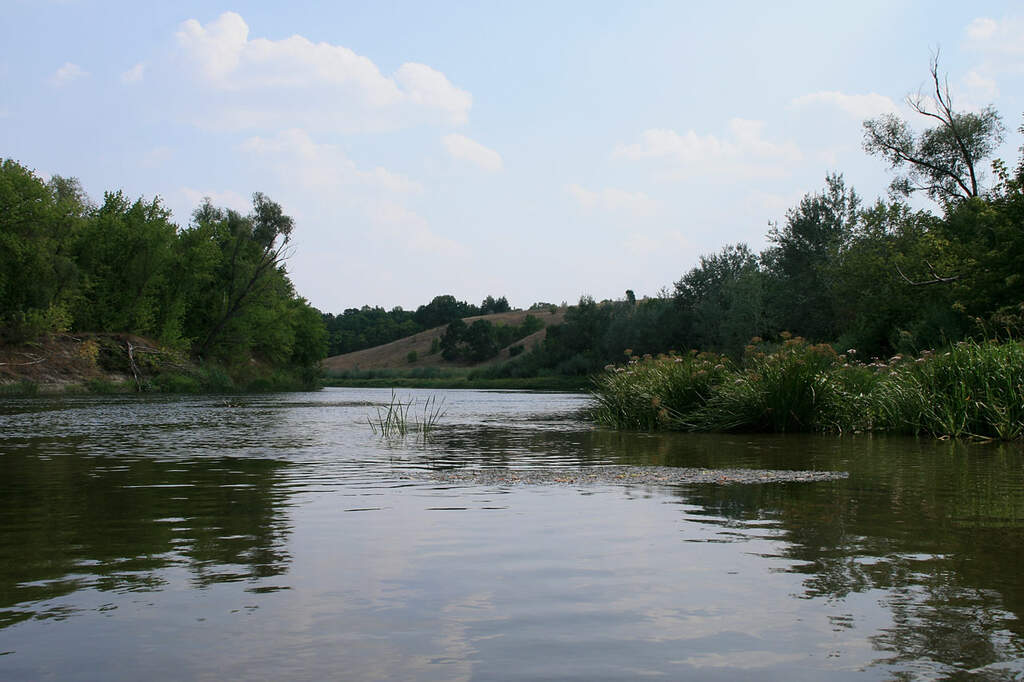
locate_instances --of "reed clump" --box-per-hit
[590,337,1024,440]
[368,391,447,439]
[590,350,732,430]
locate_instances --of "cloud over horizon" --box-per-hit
[174,12,472,134]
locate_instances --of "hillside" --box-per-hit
[322,308,566,372]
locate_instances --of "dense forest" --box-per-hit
[0,163,327,388]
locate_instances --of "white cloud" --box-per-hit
[51,61,87,85]
[174,11,472,133]
[567,184,657,218]
[790,91,899,119]
[966,17,999,41]
[964,15,1024,79]
[239,128,463,257]
[369,202,469,257]
[240,128,423,195]
[963,70,999,101]
[121,62,146,84]
[613,118,801,178]
[442,133,503,172]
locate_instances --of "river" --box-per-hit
[1,388,1022,680]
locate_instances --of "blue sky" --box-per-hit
[3,1,1022,313]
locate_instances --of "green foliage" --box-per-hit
[873,341,1024,440]
[323,305,421,356]
[592,338,1024,440]
[0,161,327,389]
[0,380,39,396]
[590,351,732,430]
[691,336,841,433]
[0,160,88,341]
[406,350,418,364]
[862,57,1004,203]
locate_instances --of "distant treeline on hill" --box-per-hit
[322,294,516,356]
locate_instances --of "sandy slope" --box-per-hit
[322,308,566,372]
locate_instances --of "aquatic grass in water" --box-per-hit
[691,336,840,433]
[368,391,447,439]
[591,338,1024,440]
[874,341,1024,440]
[589,351,732,430]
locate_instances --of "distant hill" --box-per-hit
[322,308,566,372]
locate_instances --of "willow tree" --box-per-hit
[863,55,1004,204]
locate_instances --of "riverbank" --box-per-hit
[0,334,318,395]
[323,367,588,392]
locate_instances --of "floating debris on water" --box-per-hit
[404,465,848,487]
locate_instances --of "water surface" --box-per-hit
[1,388,1022,680]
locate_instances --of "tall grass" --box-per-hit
[368,391,447,439]
[691,337,839,432]
[591,337,1024,440]
[873,341,1024,440]
[590,351,732,429]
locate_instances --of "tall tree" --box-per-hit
[189,193,295,358]
[863,55,1004,203]
[763,174,859,340]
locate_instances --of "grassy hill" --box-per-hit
[323,308,566,373]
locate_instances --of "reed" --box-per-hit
[691,336,840,433]
[368,390,447,439]
[590,337,1024,440]
[873,340,1024,440]
[590,351,732,430]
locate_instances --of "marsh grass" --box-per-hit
[874,341,1024,440]
[368,390,447,439]
[591,337,1024,440]
[590,351,731,429]
[691,338,840,432]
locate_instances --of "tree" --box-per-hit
[0,161,89,340]
[863,55,1005,204]
[190,193,294,357]
[763,174,859,341]
[73,191,178,337]
[675,243,766,354]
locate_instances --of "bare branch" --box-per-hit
[895,261,961,286]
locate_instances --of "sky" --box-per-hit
[2,1,1023,314]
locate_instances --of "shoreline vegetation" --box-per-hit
[0,333,319,395]
[4,60,1023,443]
[591,337,1024,441]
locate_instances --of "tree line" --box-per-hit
[0,162,327,383]
[486,60,1024,378]
[322,294,512,356]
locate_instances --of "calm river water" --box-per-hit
[1,388,1022,680]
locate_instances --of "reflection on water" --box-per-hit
[0,388,1022,680]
